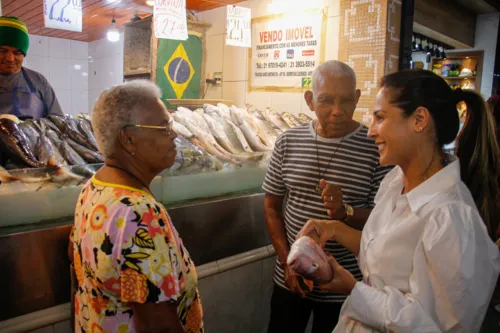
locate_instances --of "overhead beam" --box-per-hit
[414,0,476,48]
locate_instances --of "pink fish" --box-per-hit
[287,236,334,283]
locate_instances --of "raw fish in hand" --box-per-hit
[287,236,334,283]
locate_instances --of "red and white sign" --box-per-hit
[154,0,188,40]
[302,50,315,57]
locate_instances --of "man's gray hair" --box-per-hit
[312,60,357,94]
[92,80,162,157]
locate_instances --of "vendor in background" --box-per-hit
[69,80,203,333]
[262,60,391,333]
[0,16,62,119]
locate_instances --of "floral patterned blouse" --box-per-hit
[70,176,203,333]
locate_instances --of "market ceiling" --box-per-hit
[1,0,245,42]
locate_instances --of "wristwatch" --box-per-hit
[342,203,354,222]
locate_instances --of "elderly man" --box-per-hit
[263,60,391,333]
[0,16,62,119]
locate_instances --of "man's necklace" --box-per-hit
[314,121,345,193]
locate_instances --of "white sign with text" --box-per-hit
[154,0,188,41]
[249,9,323,90]
[44,0,82,32]
[226,6,251,47]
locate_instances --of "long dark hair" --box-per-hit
[381,70,500,239]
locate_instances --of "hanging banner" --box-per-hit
[154,0,188,41]
[248,8,327,92]
[43,0,83,32]
[226,5,251,47]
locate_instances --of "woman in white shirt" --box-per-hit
[298,70,500,332]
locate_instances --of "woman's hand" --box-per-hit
[297,219,342,247]
[317,255,358,295]
[283,263,307,297]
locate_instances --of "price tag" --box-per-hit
[226,6,251,47]
[154,0,188,40]
[44,0,82,32]
[302,77,312,88]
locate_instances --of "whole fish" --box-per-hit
[230,106,271,152]
[194,108,204,116]
[36,130,60,167]
[174,111,238,163]
[263,107,290,132]
[0,118,44,168]
[18,122,40,154]
[173,120,194,139]
[24,119,43,134]
[67,138,104,164]
[64,115,94,149]
[281,112,302,127]
[287,236,333,283]
[216,103,232,122]
[44,128,69,166]
[60,140,86,165]
[77,118,99,150]
[40,118,61,134]
[298,113,313,125]
[246,105,281,139]
[203,113,240,154]
[48,115,67,132]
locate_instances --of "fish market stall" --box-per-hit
[0,103,311,322]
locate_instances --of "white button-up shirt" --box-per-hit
[334,157,500,333]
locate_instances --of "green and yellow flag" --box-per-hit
[156,35,202,108]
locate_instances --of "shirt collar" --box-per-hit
[388,155,461,213]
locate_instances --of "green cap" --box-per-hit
[0,16,29,56]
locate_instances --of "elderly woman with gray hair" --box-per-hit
[69,80,203,333]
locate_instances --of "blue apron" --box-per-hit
[0,68,46,120]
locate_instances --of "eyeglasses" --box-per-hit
[124,119,174,136]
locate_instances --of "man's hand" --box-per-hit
[283,264,307,297]
[317,255,357,295]
[320,179,346,219]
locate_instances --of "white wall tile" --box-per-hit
[223,44,248,82]
[223,81,247,106]
[53,88,72,114]
[204,85,223,99]
[70,40,89,60]
[206,34,224,76]
[71,90,90,115]
[246,91,272,110]
[88,88,102,111]
[249,0,272,18]
[49,58,71,89]
[24,56,50,78]
[70,60,89,91]
[204,6,226,36]
[28,35,49,57]
[49,37,71,59]
[325,0,340,17]
[271,92,304,116]
[325,16,340,61]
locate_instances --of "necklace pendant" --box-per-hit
[316,183,322,193]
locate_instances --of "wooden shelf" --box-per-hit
[442,76,477,80]
[124,69,151,76]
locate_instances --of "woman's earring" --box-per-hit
[418,127,423,132]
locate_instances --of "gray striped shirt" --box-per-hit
[262,122,391,303]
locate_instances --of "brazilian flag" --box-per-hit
[156,35,202,109]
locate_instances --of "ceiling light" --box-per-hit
[107,16,120,42]
[146,0,154,6]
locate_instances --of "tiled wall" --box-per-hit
[88,34,125,110]
[23,35,89,117]
[198,0,340,118]
[338,0,401,124]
